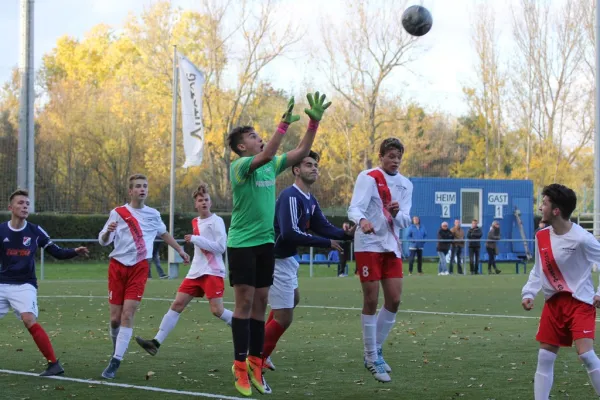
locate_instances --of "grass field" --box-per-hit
[0,261,596,399]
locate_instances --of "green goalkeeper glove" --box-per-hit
[281,97,301,124]
[304,91,332,121]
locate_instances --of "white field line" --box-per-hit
[38,295,542,320]
[0,368,255,399]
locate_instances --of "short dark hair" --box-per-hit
[292,150,320,176]
[227,126,254,156]
[128,174,147,189]
[542,183,577,219]
[192,183,210,199]
[379,138,404,157]
[9,189,29,203]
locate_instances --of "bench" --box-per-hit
[294,253,335,267]
[478,252,527,274]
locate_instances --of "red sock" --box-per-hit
[263,318,286,359]
[28,323,57,363]
[266,310,274,325]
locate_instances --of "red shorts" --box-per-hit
[108,258,149,305]
[354,252,403,282]
[178,275,225,299]
[536,292,596,347]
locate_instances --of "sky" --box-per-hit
[0,0,519,117]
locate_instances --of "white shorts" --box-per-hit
[268,257,299,310]
[0,283,38,320]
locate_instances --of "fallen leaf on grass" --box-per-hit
[145,371,155,380]
[55,386,65,390]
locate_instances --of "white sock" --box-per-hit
[361,314,377,363]
[109,325,120,348]
[154,309,180,344]
[375,307,396,349]
[219,308,233,326]
[534,349,557,400]
[580,350,600,395]
[113,326,133,361]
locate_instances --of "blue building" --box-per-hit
[401,178,534,258]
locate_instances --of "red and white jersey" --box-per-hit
[522,224,600,305]
[186,214,227,279]
[348,167,413,257]
[98,204,167,266]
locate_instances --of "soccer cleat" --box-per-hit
[101,357,121,379]
[365,359,391,383]
[159,275,168,279]
[39,359,64,377]
[263,356,276,371]
[135,336,160,356]
[247,357,270,394]
[232,364,252,397]
[377,348,392,373]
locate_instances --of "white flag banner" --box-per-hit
[177,52,205,168]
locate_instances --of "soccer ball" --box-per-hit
[401,5,433,37]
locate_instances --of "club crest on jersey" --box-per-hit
[23,237,31,246]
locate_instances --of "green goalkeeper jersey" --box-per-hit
[227,154,288,248]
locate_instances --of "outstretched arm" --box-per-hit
[310,199,350,241]
[278,194,332,248]
[246,97,301,174]
[284,91,332,168]
[161,232,190,264]
[37,225,88,260]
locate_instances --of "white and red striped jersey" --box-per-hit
[98,204,167,266]
[347,167,413,257]
[186,214,227,279]
[522,224,600,305]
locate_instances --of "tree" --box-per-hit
[511,0,590,184]
[199,0,301,204]
[320,0,417,172]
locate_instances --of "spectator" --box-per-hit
[535,221,547,234]
[485,220,501,274]
[337,240,352,277]
[407,216,427,276]
[449,219,465,275]
[466,219,483,275]
[148,241,168,279]
[437,221,453,276]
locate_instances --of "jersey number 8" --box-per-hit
[362,266,369,277]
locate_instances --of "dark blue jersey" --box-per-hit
[0,221,78,288]
[274,185,349,259]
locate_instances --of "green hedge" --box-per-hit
[3,212,350,261]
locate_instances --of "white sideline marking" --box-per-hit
[0,368,254,399]
[38,295,541,320]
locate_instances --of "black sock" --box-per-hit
[248,318,265,358]
[231,317,250,362]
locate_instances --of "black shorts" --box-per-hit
[227,243,275,288]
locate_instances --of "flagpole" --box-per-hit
[168,45,178,278]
